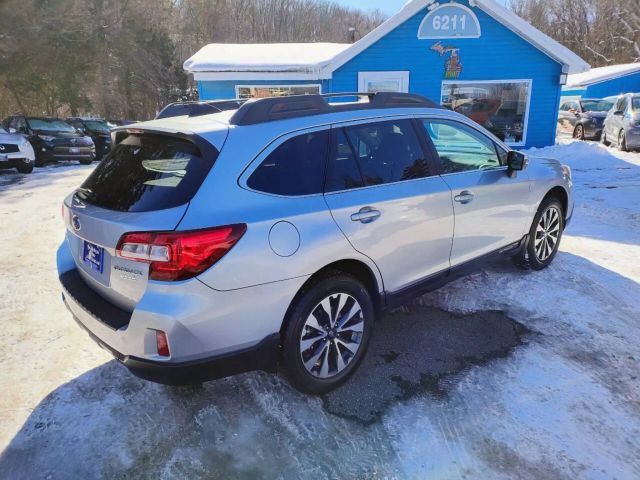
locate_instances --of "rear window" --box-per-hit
[247,130,329,196]
[77,133,216,212]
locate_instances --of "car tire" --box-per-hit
[573,125,584,140]
[619,130,629,152]
[516,197,565,271]
[281,272,374,394]
[601,131,610,146]
[16,162,34,174]
[79,157,93,165]
[34,155,46,167]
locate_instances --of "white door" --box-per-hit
[358,71,410,93]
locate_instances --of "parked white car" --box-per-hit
[0,124,35,173]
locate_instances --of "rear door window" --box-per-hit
[77,133,217,212]
[342,119,430,186]
[247,130,329,196]
[325,129,365,192]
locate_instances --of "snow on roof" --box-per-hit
[183,43,350,73]
[322,0,589,76]
[566,63,640,88]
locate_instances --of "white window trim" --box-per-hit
[417,3,482,39]
[358,71,410,93]
[441,79,533,147]
[234,84,322,99]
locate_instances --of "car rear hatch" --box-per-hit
[63,128,225,312]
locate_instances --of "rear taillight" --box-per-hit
[116,224,246,281]
[156,330,170,357]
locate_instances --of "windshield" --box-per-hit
[78,133,217,212]
[581,100,614,112]
[84,120,111,134]
[27,118,76,133]
[633,98,640,111]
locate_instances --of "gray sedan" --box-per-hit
[602,93,640,151]
[558,98,614,140]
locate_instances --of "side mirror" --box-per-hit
[507,150,528,172]
[8,128,16,134]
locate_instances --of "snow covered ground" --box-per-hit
[0,140,639,479]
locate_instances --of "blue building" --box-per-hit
[184,0,588,148]
[561,64,640,101]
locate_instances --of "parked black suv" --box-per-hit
[2,116,95,166]
[67,117,113,160]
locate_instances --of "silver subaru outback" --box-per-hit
[58,93,573,394]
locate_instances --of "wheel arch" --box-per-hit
[279,259,383,340]
[541,185,569,218]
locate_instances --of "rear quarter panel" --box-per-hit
[179,124,384,293]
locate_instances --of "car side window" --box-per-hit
[342,119,430,186]
[422,120,502,173]
[247,130,329,196]
[560,103,570,111]
[15,118,27,133]
[620,97,629,112]
[614,97,627,113]
[325,129,365,192]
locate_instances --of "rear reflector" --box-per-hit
[116,224,247,281]
[156,330,170,357]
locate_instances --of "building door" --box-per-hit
[358,71,410,93]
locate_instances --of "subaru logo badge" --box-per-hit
[0,145,5,151]
[72,215,81,231]
[70,138,77,144]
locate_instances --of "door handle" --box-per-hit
[454,191,475,204]
[351,207,381,224]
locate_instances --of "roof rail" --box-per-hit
[229,92,441,126]
[156,99,247,119]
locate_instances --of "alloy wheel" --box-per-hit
[534,206,561,261]
[573,125,584,139]
[299,293,364,379]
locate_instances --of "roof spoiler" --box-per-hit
[229,92,441,126]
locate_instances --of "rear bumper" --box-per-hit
[0,156,32,168]
[57,238,302,384]
[626,127,640,148]
[583,125,603,139]
[67,303,279,385]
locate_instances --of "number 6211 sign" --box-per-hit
[417,3,481,39]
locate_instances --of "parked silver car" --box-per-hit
[602,93,640,151]
[58,93,574,393]
[0,124,35,173]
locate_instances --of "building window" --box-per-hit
[235,85,321,99]
[358,71,410,93]
[441,80,532,145]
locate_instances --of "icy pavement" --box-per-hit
[0,141,639,479]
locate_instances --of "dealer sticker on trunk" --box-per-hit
[83,240,104,274]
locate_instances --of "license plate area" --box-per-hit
[69,147,81,154]
[83,240,104,273]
